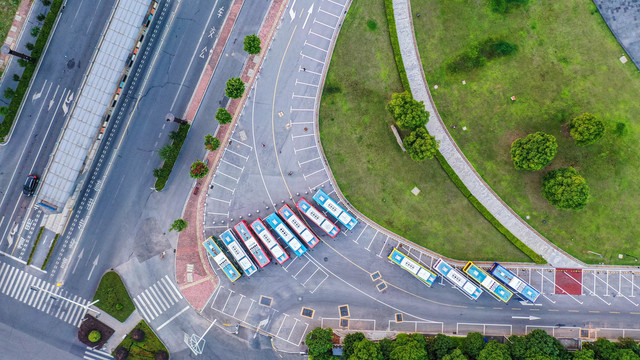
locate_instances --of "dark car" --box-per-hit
[23,174,38,196]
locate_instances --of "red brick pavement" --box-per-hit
[176,0,288,312]
[0,0,33,71]
[555,268,583,295]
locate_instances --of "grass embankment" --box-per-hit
[0,0,63,141]
[0,1,20,53]
[41,233,59,270]
[319,0,529,262]
[115,320,169,359]
[27,226,45,265]
[412,0,640,264]
[93,271,135,322]
[154,123,190,191]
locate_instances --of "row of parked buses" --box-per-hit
[203,190,358,283]
[388,248,540,304]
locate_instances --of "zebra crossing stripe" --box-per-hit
[84,346,114,359]
[27,278,42,306]
[17,273,35,302]
[139,292,159,319]
[132,296,152,322]
[0,263,7,288]
[163,275,183,301]
[0,263,11,291]
[147,286,166,312]
[3,267,17,294]
[156,280,174,306]
[9,271,25,298]
[142,290,161,318]
[151,283,170,309]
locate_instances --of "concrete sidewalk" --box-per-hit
[391,0,583,268]
[96,308,143,353]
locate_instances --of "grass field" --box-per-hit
[411,0,640,264]
[93,271,136,322]
[0,0,19,51]
[318,0,530,262]
[115,320,168,359]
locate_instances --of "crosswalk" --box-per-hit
[0,262,90,327]
[132,275,183,322]
[83,347,113,360]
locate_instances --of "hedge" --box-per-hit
[467,195,547,264]
[153,123,190,191]
[435,152,472,198]
[383,0,412,95]
[0,0,63,142]
[27,226,45,265]
[41,233,60,270]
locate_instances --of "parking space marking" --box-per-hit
[295,79,319,88]
[309,30,331,40]
[302,268,320,286]
[225,148,249,161]
[622,273,640,297]
[591,271,638,306]
[220,159,244,170]
[304,41,328,52]
[221,289,235,314]
[311,273,329,294]
[215,171,240,183]
[212,182,236,193]
[292,133,315,139]
[365,231,379,251]
[294,145,317,153]
[377,236,389,258]
[298,157,320,166]
[300,51,325,64]
[327,0,345,6]
[275,313,290,337]
[290,107,315,113]
[293,261,310,280]
[299,66,322,75]
[244,298,256,321]
[318,8,340,19]
[353,224,368,244]
[539,270,582,304]
[207,211,229,216]
[208,197,231,205]
[309,178,330,191]
[229,137,253,150]
[287,318,301,341]
[313,18,335,30]
[561,270,609,305]
[303,168,325,180]
[232,294,245,317]
[282,256,299,272]
[292,93,315,99]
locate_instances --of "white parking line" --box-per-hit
[366,232,379,251]
[212,182,236,193]
[293,261,310,280]
[295,79,318,87]
[215,171,240,183]
[208,211,230,216]
[282,256,298,272]
[311,274,329,294]
[221,159,244,170]
[292,133,315,140]
[232,294,245,317]
[300,51,325,64]
[275,313,290,337]
[208,197,231,205]
[292,94,315,99]
[209,286,224,310]
[377,236,389,258]
[304,41,328,52]
[302,268,320,286]
[294,145,317,153]
[287,318,301,341]
[318,8,340,19]
[229,138,253,150]
[303,168,325,180]
[327,0,345,6]
[244,298,255,321]
[310,178,330,190]
[299,157,320,166]
[299,67,322,75]
[314,19,335,30]
[225,148,249,160]
[290,107,315,112]
[221,289,235,313]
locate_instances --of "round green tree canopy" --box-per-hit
[542,167,590,210]
[569,113,605,146]
[510,131,558,171]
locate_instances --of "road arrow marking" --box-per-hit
[512,315,540,320]
[289,0,297,22]
[32,80,47,101]
[87,254,99,280]
[62,90,74,115]
[199,46,207,58]
[72,248,84,274]
[48,85,59,111]
[519,300,542,306]
[303,4,314,29]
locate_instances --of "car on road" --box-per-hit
[23,174,39,196]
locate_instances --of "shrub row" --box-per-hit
[27,226,45,265]
[436,152,545,264]
[153,123,190,191]
[0,0,63,142]
[41,233,60,270]
[383,0,411,95]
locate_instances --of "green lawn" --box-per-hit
[411,0,640,264]
[115,320,169,359]
[93,271,135,322]
[318,0,530,262]
[0,1,19,52]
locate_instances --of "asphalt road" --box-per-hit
[0,0,117,263]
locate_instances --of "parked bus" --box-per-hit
[250,218,290,265]
[220,229,257,277]
[203,236,241,282]
[264,212,307,257]
[278,204,320,248]
[432,258,482,300]
[296,198,340,238]
[463,262,513,303]
[312,189,358,230]
[234,221,271,268]
[490,263,540,303]
[388,247,437,287]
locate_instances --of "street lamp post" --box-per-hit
[30,284,101,317]
[1,44,36,63]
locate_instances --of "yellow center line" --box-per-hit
[512,308,521,311]
[530,308,540,311]
[610,311,621,314]
[568,310,580,313]
[631,312,640,315]
[548,309,559,312]
[588,311,600,313]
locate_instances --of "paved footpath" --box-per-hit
[175,0,288,311]
[392,0,583,268]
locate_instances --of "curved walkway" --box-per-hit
[392,0,582,268]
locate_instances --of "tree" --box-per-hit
[616,349,640,360]
[31,26,40,37]
[215,107,233,124]
[510,132,558,171]
[350,339,383,360]
[243,34,261,55]
[25,42,35,51]
[88,330,101,343]
[153,167,169,179]
[158,144,178,162]
[432,334,456,360]
[305,327,333,359]
[343,332,365,358]
[443,348,469,360]
[204,134,221,151]
[0,106,8,117]
[386,92,429,130]
[508,329,567,360]
[463,332,486,359]
[569,113,605,146]
[618,337,640,357]
[379,338,395,360]
[491,0,507,13]
[169,219,187,232]
[584,338,619,360]
[37,13,46,22]
[225,77,245,99]
[479,341,511,360]
[41,0,51,5]
[17,59,28,67]
[12,73,20,81]
[189,160,209,179]
[3,87,16,99]
[542,167,590,210]
[403,127,439,161]
[571,349,594,360]
[390,342,428,360]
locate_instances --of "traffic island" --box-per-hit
[93,271,136,322]
[112,320,169,360]
[77,314,114,348]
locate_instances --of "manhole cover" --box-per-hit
[67,58,75,69]
[324,257,328,262]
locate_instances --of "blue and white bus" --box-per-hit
[251,218,290,265]
[234,220,271,268]
[490,263,540,303]
[313,189,358,230]
[463,262,513,303]
[388,247,437,287]
[264,212,307,257]
[278,204,320,248]
[220,229,257,277]
[203,236,241,282]
[296,198,340,238]
[433,258,482,300]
